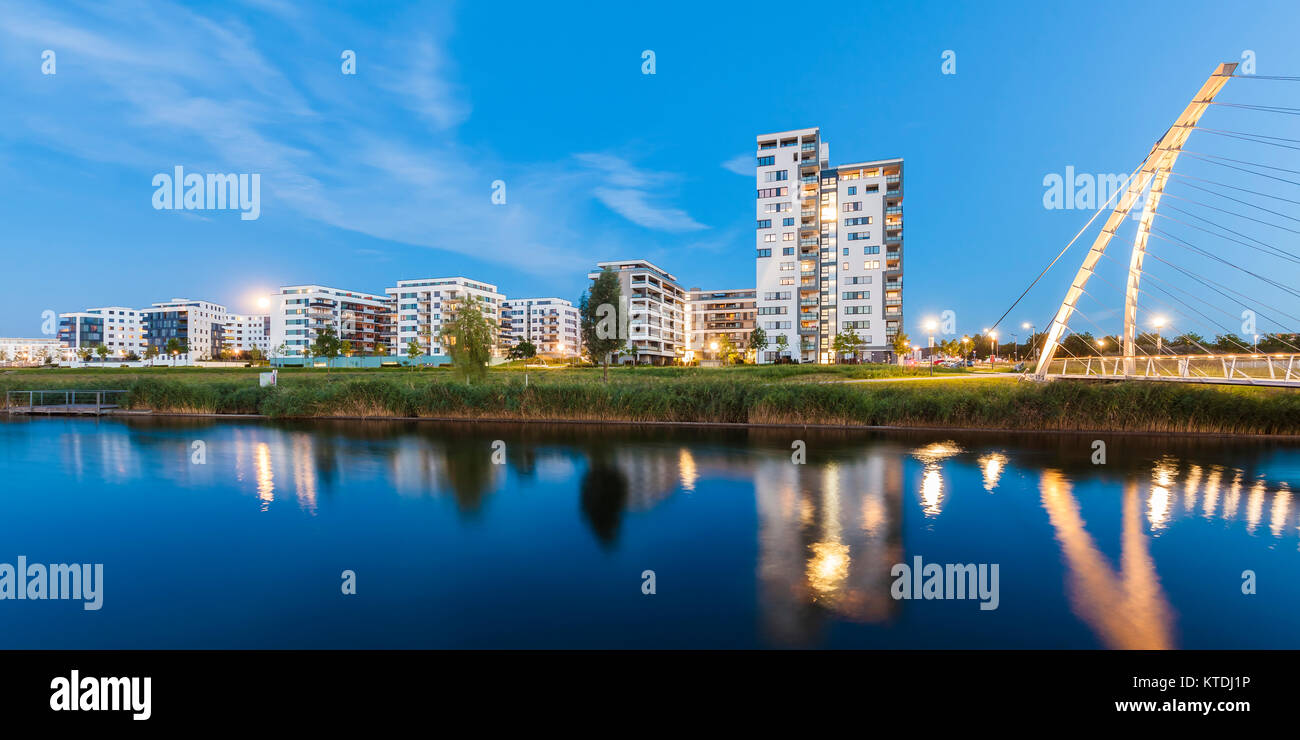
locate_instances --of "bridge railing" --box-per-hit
[1040,354,1300,383]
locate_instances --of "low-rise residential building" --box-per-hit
[686,288,757,362]
[500,297,581,359]
[587,260,686,365]
[141,299,229,361]
[58,306,146,358]
[269,285,393,358]
[386,277,504,357]
[0,337,62,365]
[224,314,271,357]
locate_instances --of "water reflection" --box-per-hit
[12,417,1300,648]
[755,445,903,645]
[1039,472,1173,649]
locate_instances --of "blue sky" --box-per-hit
[1,0,1297,340]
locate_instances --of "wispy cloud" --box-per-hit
[0,0,698,275]
[721,153,753,176]
[576,153,707,232]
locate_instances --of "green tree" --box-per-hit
[375,341,388,358]
[340,340,353,358]
[440,297,493,382]
[891,331,911,361]
[94,344,109,362]
[406,339,422,369]
[774,334,790,362]
[1213,333,1248,352]
[508,339,537,361]
[579,267,624,382]
[312,325,341,371]
[716,334,738,366]
[747,326,768,362]
[144,344,159,361]
[832,327,861,363]
[620,341,638,367]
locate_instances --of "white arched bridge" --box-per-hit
[1003,62,1300,388]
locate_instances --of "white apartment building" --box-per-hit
[59,306,146,358]
[386,277,504,357]
[141,299,229,361]
[270,285,393,358]
[685,288,757,362]
[224,314,271,356]
[587,260,686,365]
[0,337,62,365]
[755,127,903,363]
[500,297,581,359]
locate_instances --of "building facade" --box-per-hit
[755,127,902,363]
[141,299,229,361]
[500,297,581,359]
[269,285,393,358]
[59,306,146,358]
[587,260,686,365]
[386,277,504,357]
[686,288,757,362]
[224,314,271,356]
[0,337,63,365]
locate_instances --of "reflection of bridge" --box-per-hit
[1019,62,1300,388]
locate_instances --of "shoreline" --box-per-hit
[21,408,1300,441]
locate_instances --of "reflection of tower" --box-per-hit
[612,448,685,510]
[1039,470,1173,649]
[754,447,904,647]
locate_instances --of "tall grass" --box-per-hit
[4,371,1298,434]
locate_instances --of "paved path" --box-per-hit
[827,372,1022,384]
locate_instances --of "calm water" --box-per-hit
[1,416,1298,649]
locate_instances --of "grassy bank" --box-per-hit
[4,367,1298,434]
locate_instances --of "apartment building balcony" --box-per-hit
[885,174,900,184]
[885,233,902,243]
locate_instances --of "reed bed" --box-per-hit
[0,374,1290,435]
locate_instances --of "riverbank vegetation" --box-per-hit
[2,365,1298,434]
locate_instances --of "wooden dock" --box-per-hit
[5,390,129,416]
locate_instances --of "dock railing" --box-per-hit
[5,390,130,415]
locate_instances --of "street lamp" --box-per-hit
[1152,316,1167,354]
[1022,322,1036,359]
[986,330,998,364]
[709,341,718,364]
[924,319,937,376]
[1010,332,1019,362]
